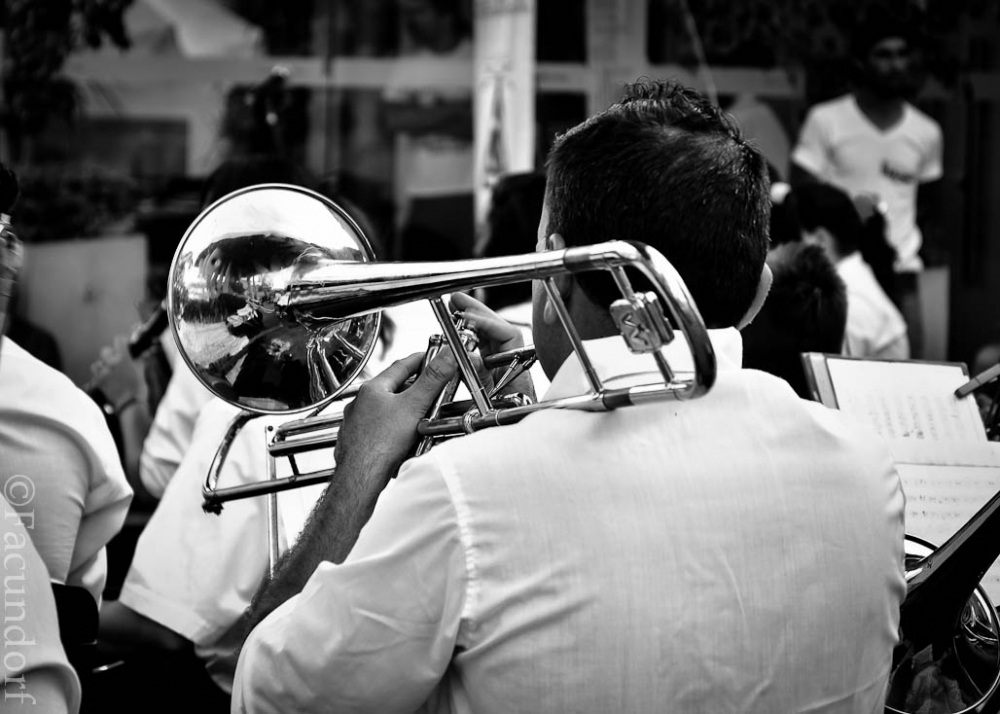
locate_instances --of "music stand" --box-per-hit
[956,361,1000,440]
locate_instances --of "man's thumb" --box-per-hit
[407,347,459,410]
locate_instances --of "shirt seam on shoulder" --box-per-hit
[431,452,481,638]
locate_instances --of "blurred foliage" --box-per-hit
[222,0,316,55]
[650,0,999,98]
[0,0,133,160]
[13,164,140,242]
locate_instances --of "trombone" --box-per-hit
[202,345,540,514]
[165,184,716,517]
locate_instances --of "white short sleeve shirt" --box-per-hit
[1,495,82,713]
[234,329,906,714]
[0,339,132,604]
[837,253,910,360]
[121,397,327,693]
[139,361,214,498]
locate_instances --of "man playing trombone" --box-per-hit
[232,80,905,714]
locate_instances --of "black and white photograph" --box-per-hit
[1,1,1000,712]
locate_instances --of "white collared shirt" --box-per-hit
[1,494,82,712]
[234,329,905,714]
[139,361,215,498]
[0,339,132,604]
[121,397,327,693]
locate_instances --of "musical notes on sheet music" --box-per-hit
[826,359,987,442]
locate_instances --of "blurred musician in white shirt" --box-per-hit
[99,397,326,707]
[97,301,443,710]
[796,182,910,361]
[0,164,132,607]
[742,242,848,398]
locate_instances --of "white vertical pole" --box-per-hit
[472,0,537,256]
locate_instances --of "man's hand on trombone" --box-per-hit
[334,291,533,500]
[244,295,531,639]
[334,348,458,500]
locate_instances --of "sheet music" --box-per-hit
[827,359,986,443]
[820,357,1000,602]
[896,462,1000,602]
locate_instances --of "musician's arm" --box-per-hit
[234,451,466,714]
[241,350,459,640]
[238,447,392,637]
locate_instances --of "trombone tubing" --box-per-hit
[280,239,715,395]
[202,241,716,511]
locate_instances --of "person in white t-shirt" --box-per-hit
[791,15,943,357]
[796,182,910,360]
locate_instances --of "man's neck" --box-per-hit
[854,88,906,132]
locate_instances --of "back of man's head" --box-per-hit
[544,79,770,329]
[796,183,863,257]
[742,242,847,398]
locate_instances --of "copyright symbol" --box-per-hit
[3,475,35,507]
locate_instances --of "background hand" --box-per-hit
[448,292,535,401]
[89,334,145,409]
[852,192,886,223]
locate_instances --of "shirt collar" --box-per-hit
[541,328,742,402]
[837,252,864,271]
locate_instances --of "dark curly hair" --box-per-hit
[544,78,770,328]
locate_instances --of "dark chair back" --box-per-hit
[50,583,98,695]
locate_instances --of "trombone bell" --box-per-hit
[168,184,381,414]
[175,184,719,512]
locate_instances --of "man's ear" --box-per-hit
[542,233,573,324]
[737,263,773,330]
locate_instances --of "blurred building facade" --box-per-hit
[3,0,999,381]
